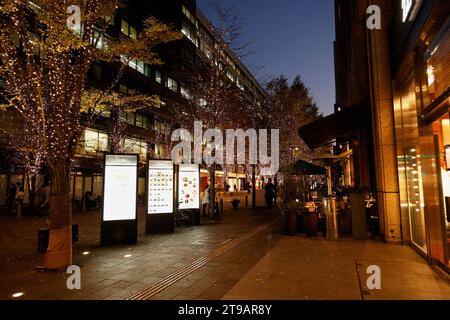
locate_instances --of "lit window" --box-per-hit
[166,77,178,92]
[181,86,191,99]
[121,19,137,39]
[136,60,144,74]
[227,70,235,82]
[182,22,197,46]
[155,71,162,84]
[182,6,197,26]
[124,138,147,161]
[127,112,135,125]
[129,26,137,39]
[144,64,151,77]
[84,129,109,152]
[121,20,129,35]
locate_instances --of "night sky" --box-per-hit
[197,0,336,116]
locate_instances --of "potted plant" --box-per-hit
[231,199,240,209]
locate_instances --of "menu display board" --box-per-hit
[148,160,174,214]
[103,155,137,222]
[178,164,200,210]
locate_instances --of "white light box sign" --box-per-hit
[148,160,174,215]
[178,164,200,210]
[103,155,137,222]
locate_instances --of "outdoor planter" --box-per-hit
[303,212,319,237]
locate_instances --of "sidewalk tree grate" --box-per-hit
[126,219,278,300]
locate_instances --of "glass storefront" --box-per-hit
[432,115,450,260]
[394,67,428,252]
[393,11,450,267]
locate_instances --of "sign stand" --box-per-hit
[177,164,201,226]
[146,160,175,234]
[101,154,138,246]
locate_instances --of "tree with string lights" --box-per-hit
[0,0,180,269]
[172,4,250,218]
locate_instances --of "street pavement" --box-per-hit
[0,191,449,300]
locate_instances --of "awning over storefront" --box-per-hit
[298,102,371,150]
[294,160,326,175]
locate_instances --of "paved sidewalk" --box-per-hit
[1,189,449,300]
[223,237,450,300]
[0,191,278,300]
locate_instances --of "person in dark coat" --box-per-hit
[264,178,276,211]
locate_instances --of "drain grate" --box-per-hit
[126,219,278,300]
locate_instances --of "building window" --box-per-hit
[126,112,135,125]
[144,64,151,77]
[136,114,148,129]
[180,86,191,99]
[155,70,162,84]
[120,55,147,76]
[84,129,109,152]
[91,31,108,50]
[425,26,450,104]
[227,70,235,82]
[182,5,197,27]
[121,19,137,39]
[124,138,147,161]
[166,77,178,92]
[182,22,198,46]
[236,79,244,91]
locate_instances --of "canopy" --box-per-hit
[298,102,371,150]
[294,160,326,175]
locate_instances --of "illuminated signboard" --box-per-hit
[178,164,200,210]
[103,155,137,222]
[148,160,174,215]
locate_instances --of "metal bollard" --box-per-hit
[220,199,224,214]
[245,195,248,207]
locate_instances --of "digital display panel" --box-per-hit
[148,160,174,214]
[103,155,137,222]
[178,164,200,210]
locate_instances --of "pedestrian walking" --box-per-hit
[15,182,25,219]
[264,178,276,211]
[202,184,210,217]
[41,182,51,209]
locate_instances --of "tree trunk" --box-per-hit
[252,164,256,209]
[44,159,72,269]
[209,168,216,217]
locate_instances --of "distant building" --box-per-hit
[0,0,265,210]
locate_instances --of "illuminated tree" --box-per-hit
[264,75,322,205]
[172,4,249,217]
[0,0,181,269]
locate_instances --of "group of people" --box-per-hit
[7,181,51,216]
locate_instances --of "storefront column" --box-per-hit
[367,0,402,243]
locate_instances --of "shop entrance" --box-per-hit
[432,114,450,268]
